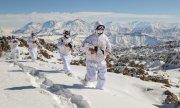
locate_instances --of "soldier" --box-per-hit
[8,36,20,61]
[27,32,41,62]
[81,21,111,90]
[57,30,74,76]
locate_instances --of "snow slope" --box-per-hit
[3,58,178,108]
[1,42,180,108]
[0,59,67,108]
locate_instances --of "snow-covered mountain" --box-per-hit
[12,20,180,47]
[61,19,92,33]
[13,22,42,34]
[129,21,180,41]
[38,20,58,35]
[110,33,163,47]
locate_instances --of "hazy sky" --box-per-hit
[0,0,180,28]
[0,0,179,15]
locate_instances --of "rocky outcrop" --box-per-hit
[0,43,2,57]
[140,75,170,85]
[39,49,53,59]
[0,36,10,57]
[70,58,86,66]
[164,90,180,104]
[0,36,10,52]
[17,38,29,47]
[39,38,57,52]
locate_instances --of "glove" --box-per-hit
[33,41,36,43]
[89,48,96,54]
[101,49,104,55]
[94,46,98,53]
[68,43,72,49]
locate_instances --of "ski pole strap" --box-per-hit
[94,46,104,55]
[101,49,104,55]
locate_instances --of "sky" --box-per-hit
[0,0,180,28]
[0,0,180,15]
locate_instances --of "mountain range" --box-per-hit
[10,19,180,47]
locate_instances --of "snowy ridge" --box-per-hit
[62,19,92,34]
[38,20,57,35]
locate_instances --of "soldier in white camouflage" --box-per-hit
[8,36,20,61]
[27,32,41,62]
[57,30,74,76]
[81,21,111,90]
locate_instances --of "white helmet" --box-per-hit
[94,21,105,35]
[94,21,105,30]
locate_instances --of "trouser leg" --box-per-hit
[61,54,71,73]
[96,60,107,89]
[29,48,37,62]
[85,60,97,82]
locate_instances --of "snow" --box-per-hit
[0,59,63,108]
[0,35,180,108]
[1,55,179,108]
[16,61,155,108]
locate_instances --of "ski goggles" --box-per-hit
[96,25,105,30]
[64,35,70,38]
[63,30,70,35]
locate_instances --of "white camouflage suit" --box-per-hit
[27,37,40,62]
[81,22,111,89]
[57,37,73,74]
[9,39,20,61]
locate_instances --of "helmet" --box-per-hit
[94,21,105,30]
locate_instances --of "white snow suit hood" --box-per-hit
[81,21,111,62]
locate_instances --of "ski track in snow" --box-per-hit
[12,61,90,108]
